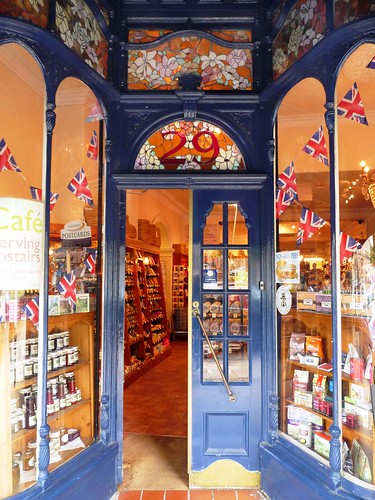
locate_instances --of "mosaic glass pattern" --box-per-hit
[128,30,252,44]
[134,120,245,171]
[127,34,253,91]
[334,0,375,27]
[56,0,108,78]
[272,0,326,79]
[0,0,48,28]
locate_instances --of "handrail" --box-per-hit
[193,306,236,402]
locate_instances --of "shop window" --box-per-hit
[127,30,253,91]
[0,43,45,497]
[336,43,375,487]
[276,78,333,459]
[134,120,245,171]
[49,77,104,471]
[202,203,250,384]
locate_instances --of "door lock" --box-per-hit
[193,301,199,308]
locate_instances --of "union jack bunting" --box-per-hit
[297,207,326,246]
[277,162,298,201]
[367,55,375,70]
[84,250,97,274]
[275,187,293,219]
[30,187,60,211]
[87,130,98,160]
[57,273,77,311]
[337,82,368,125]
[67,167,94,206]
[0,138,21,172]
[302,126,329,166]
[340,231,362,262]
[24,297,39,327]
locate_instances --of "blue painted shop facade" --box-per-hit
[0,1,374,499]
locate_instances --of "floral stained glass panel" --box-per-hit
[0,0,48,28]
[134,121,245,171]
[128,35,253,91]
[272,0,326,79]
[56,0,108,78]
[334,0,375,28]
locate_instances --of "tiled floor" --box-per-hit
[121,339,265,498]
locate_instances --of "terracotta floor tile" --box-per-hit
[237,491,263,499]
[141,491,165,500]
[165,491,188,499]
[117,491,141,500]
[189,490,213,500]
[212,491,236,500]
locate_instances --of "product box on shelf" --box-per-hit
[296,291,316,311]
[341,293,374,317]
[344,399,373,430]
[316,294,332,313]
[313,431,331,459]
[294,390,313,408]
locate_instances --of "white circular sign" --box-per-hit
[276,285,292,315]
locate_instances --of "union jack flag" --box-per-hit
[367,56,375,70]
[84,250,97,274]
[297,207,326,246]
[340,231,362,262]
[24,297,39,327]
[337,82,368,125]
[0,138,21,172]
[57,273,77,311]
[275,187,293,219]
[67,167,94,206]
[30,187,60,211]
[277,162,298,201]
[302,126,329,166]
[87,130,98,160]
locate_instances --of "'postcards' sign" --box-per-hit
[61,220,92,247]
[0,197,43,290]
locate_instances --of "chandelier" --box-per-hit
[360,160,375,208]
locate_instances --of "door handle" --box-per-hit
[193,306,236,402]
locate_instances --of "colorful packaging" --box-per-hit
[289,333,305,361]
[305,335,324,361]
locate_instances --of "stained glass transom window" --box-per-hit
[127,32,253,91]
[134,120,245,171]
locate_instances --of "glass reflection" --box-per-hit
[228,294,248,335]
[228,204,248,245]
[203,249,223,289]
[228,249,248,289]
[228,341,249,382]
[202,340,223,382]
[203,204,223,245]
[203,294,223,335]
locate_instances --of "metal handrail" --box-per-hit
[193,306,236,402]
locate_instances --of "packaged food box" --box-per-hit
[297,292,316,311]
[340,294,374,317]
[313,431,331,459]
[289,333,305,361]
[294,390,313,408]
[316,294,332,313]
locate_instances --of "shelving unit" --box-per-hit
[1,311,95,497]
[280,308,374,484]
[124,238,171,386]
[172,245,188,338]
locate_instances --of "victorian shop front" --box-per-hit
[0,1,375,499]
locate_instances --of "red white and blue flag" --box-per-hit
[0,138,21,173]
[25,297,39,327]
[297,207,326,246]
[30,187,60,211]
[340,231,362,262]
[367,56,375,70]
[277,162,298,201]
[275,187,293,219]
[302,126,329,166]
[57,273,77,311]
[87,130,98,160]
[67,167,94,206]
[84,250,97,274]
[337,82,368,125]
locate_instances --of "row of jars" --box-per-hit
[10,345,79,384]
[10,331,70,362]
[11,371,82,433]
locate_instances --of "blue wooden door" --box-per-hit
[191,188,262,485]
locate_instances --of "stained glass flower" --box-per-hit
[214,146,240,170]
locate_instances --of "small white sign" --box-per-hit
[61,220,91,247]
[0,198,43,290]
[276,285,292,315]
